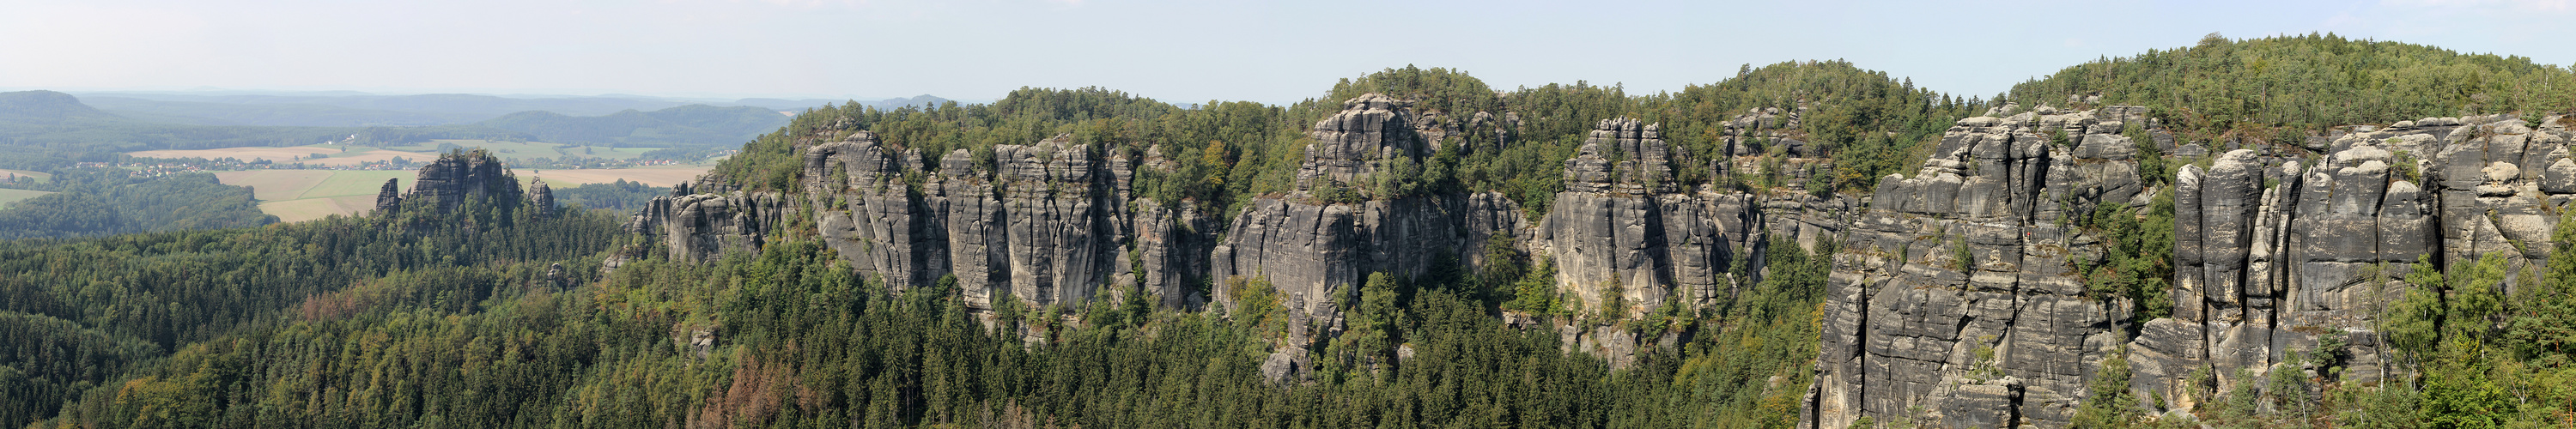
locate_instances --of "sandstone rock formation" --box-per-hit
[374,149,541,215]
[374,178,402,214]
[1213,94,1525,335]
[1810,111,2576,428]
[1814,106,2148,427]
[628,190,787,263]
[526,178,556,216]
[401,149,521,213]
[1296,94,1428,190]
[1541,118,1771,317]
[2133,114,2574,412]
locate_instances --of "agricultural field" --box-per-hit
[383,140,660,161]
[1,168,52,183]
[212,170,412,222]
[131,140,669,167]
[130,144,438,167]
[211,166,707,221]
[0,189,54,208]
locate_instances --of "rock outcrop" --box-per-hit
[2132,114,2574,412]
[1296,94,1428,190]
[1213,94,1526,331]
[374,149,542,215]
[799,131,1117,309]
[374,178,402,214]
[1540,118,1770,317]
[526,179,556,216]
[1810,111,2576,428]
[628,190,787,263]
[402,149,521,212]
[1814,106,2148,427]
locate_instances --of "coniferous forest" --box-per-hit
[9,34,2576,428]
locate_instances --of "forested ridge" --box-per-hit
[9,34,2576,428]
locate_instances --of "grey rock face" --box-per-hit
[628,191,787,262]
[792,130,1182,311]
[374,178,402,214]
[1296,93,1425,190]
[1814,106,2143,428]
[1541,118,1781,318]
[404,150,523,213]
[374,150,553,217]
[526,179,556,216]
[1212,95,1528,343]
[1814,112,2576,428]
[1211,193,1524,329]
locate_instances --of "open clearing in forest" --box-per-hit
[0,189,55,208]
[131,144,442,167]
[1,169,52,184]
[382,140,661,161]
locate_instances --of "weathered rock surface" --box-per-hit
[375,150,547,216]
[2136,113,2575,408]
[1212,94,1527,335]
[374,178,402,214]
[1297,94,1428,190]
[628,190,787,262]
[404,149,521,212]
[1814,107,2142,428]
[1540,118,1787,317]
[1811,112,2576,428]
[790,130,1198,310]
[526,179,555,216]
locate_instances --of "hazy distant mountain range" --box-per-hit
[68,91,956,127]
[0,90,957,156]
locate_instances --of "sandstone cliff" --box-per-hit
[1808,110,2576,428]
[1813,106,2148,427]
[1213,94,1525,337]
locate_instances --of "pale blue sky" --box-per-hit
[3,0,2571,104]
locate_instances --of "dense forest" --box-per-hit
[550,178,673,212]
[2008,32,2576,142]
[9,34,2576,428]
[0,170,276,239]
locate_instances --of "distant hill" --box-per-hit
[0,91,124,124]
[0,91,528,169]
[70,91,957,127]
[72,92,702,124]
[82,96,455,127]
[475,104,788,147]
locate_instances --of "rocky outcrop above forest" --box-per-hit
[1807,109,2576,428]
[1296,94,1428,190]
[1813,106,2149,427]
[374,150,549,214]
[627,188,786,263]
[1544,118,1762,316]
[1214,94,1524,335]
[791,130,1205,310]
[2138,113,2575,414]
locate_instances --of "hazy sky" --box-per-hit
[3,0,2573,105]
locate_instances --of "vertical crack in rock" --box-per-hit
[1815,106,2134,427]
[1816,111,2576,427]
